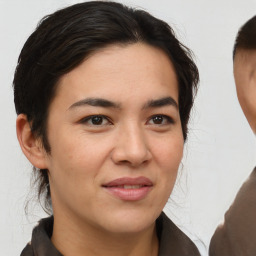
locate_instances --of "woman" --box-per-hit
[14,1,200,255]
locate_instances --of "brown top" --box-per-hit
[21,212,200,256]
[209,167,256,256]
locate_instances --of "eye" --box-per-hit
[147,115,174,125]
[80,115,111,126]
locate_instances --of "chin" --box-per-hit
[97,208,160,234]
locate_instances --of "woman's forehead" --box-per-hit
[53,43,179,107]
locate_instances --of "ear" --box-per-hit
[16,114,48,169]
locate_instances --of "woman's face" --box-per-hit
[42,43,184,234]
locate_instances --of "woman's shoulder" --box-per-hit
[20,216,63,256]
[156,212,201,256]
[20,242,33,256]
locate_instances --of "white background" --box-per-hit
[1,0,256,255]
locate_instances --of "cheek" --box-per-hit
[47,129,117,187]
[153,133,184,170]
[149,134,183,210]
[241,83,256,111]
[47,134,112,208]
[149,132,184,200]
[236,79,256,123]
[50,136,106,171]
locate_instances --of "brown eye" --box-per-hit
[91,116,104,125]
[147,115,174,125]
[152,116,164,124]
[80,115,111,126]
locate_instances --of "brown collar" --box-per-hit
[21,212,200,256]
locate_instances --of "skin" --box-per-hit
[16,43,184,256]
[234,49,256,134]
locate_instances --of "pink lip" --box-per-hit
[102,176,153,201]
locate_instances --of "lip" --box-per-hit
[102,176,153,201]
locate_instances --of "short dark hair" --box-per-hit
[13,1,199,213]
[233,15,256,58]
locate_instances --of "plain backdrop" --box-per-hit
[1,0,256,255]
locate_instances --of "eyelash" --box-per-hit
[79,115,112,126]
[79,114,174,126]
[147,115,174,125]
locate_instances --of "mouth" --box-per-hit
[102,176,153,201]
[111,185,147,189]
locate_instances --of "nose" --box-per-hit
[111,124,152,167]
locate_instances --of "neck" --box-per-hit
[51,212,159,256]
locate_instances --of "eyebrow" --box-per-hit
[142,97,178,110]
[69,97,121,110]
[68,96,178,110]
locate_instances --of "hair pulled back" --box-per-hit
[13,1,199,213]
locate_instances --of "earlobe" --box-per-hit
[16,114,48,169]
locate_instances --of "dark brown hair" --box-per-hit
[233,15,256,58]
[13,1,199,213]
